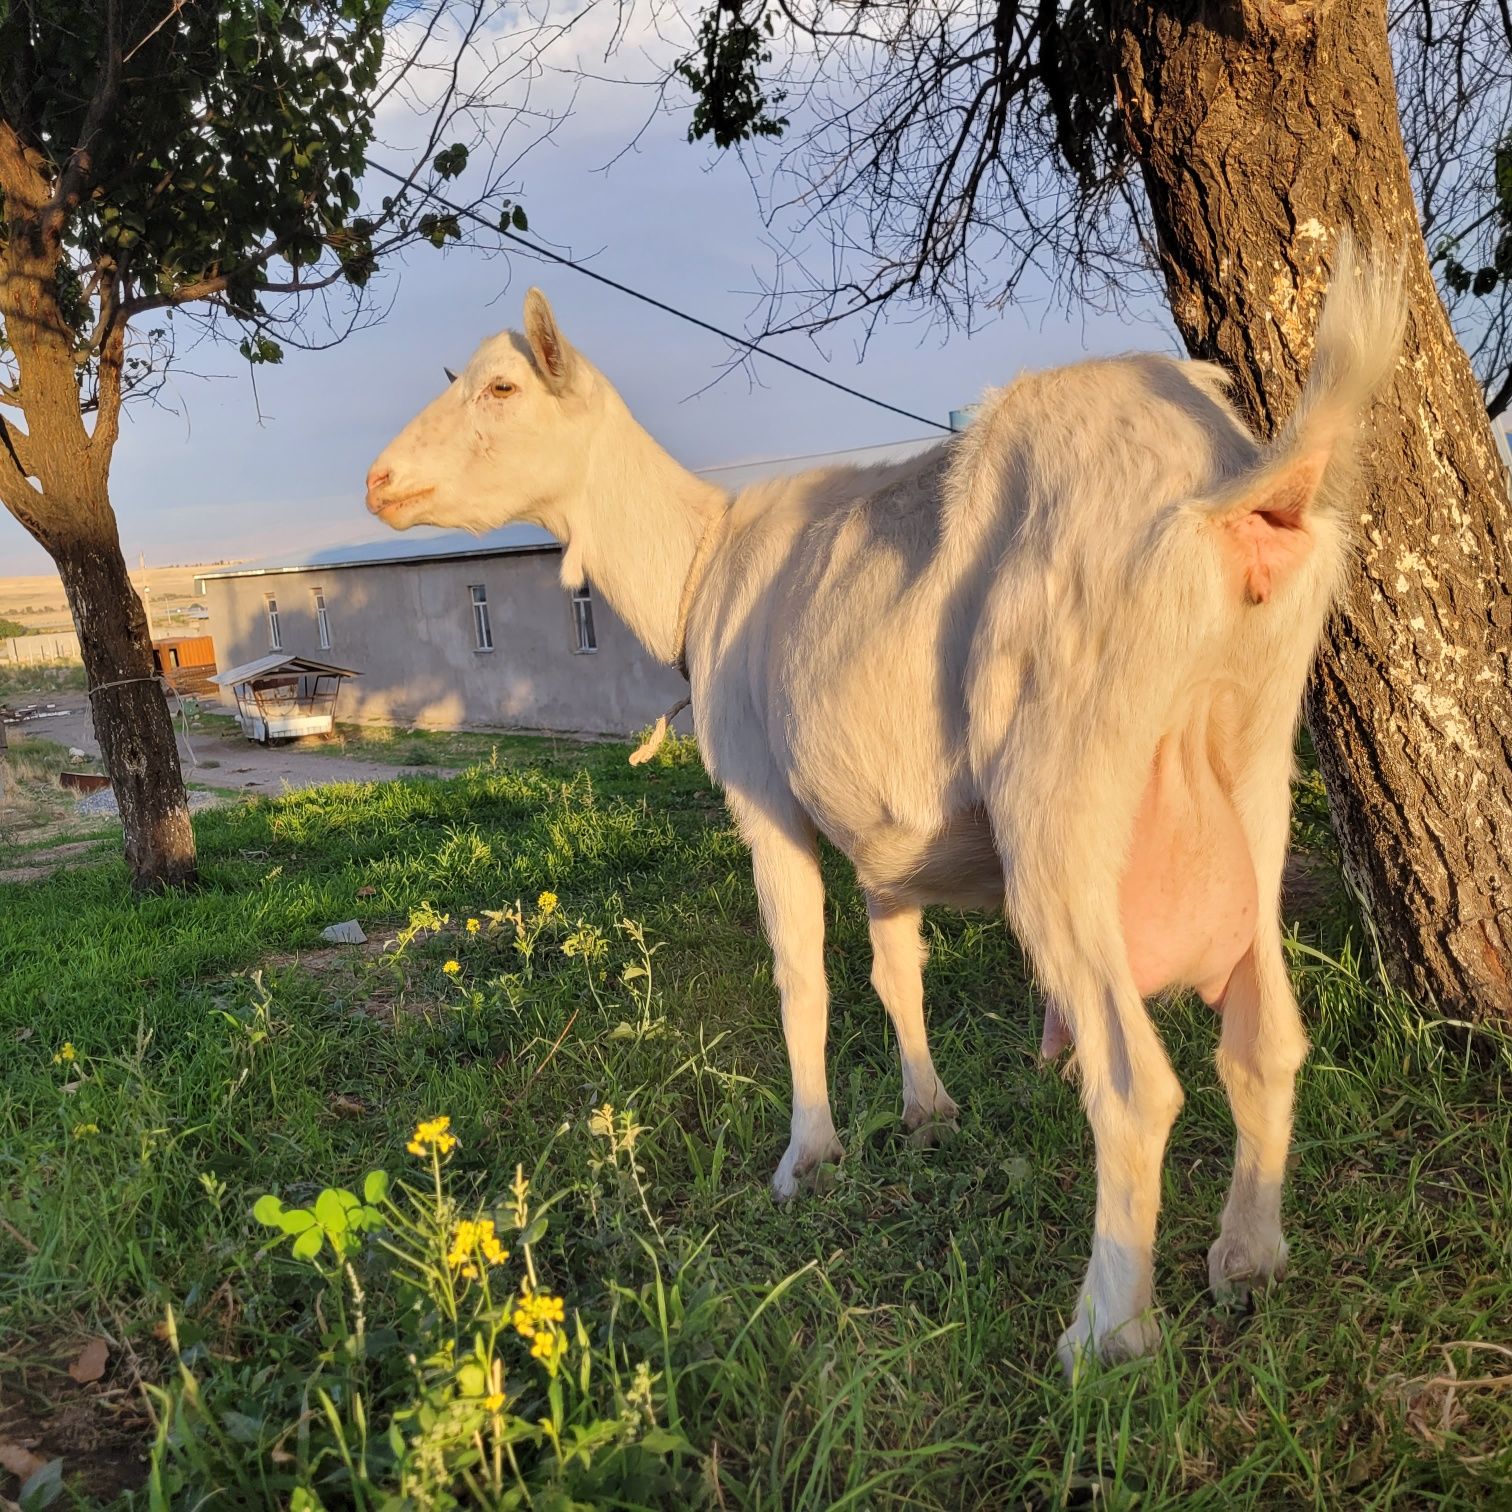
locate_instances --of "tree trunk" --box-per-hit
[1112,0,1512,1022]
[55,509,198,892]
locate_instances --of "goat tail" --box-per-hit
[1283,228,1408,478]
[1288,226,1403,444]
[1205,231,1407,540]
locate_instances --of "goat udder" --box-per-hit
[1119,735,1258,1005]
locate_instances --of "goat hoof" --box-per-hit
[771,1134,845,1202]
[902,1091,960,1144]
[1208,1230,1288,1308]
[906,1116,959,1149]
[1056,1309,1162,1380]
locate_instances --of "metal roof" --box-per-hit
[196,436,944,585]
[196,522,557,584]
[212,652,361,686]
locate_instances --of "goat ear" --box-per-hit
[524,287,574,392]
[1214,450,1327,605]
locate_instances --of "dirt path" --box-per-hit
[17,702,458,795]
[0,838,105,886]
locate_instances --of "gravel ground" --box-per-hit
[73,787,226,819]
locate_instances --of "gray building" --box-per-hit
[196,526,688,737]
[196,437,938,737]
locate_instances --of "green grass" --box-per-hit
[0,662,87,702]
[326,720,622,770]
[0,736,1508,1507]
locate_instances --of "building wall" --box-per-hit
[202,550,688,737]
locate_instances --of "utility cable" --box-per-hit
[368,161,953,434]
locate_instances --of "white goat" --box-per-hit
[366,242,1405,1369]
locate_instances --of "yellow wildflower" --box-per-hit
[442,959,461,976]
[537,891,558,915]
[466,918,480,934]
[511,1284,566,1339]
[406,1116,459,1158]
[447,1217,509,1275]
[52,1042,77,1064]
[530,1331,564,1365]
[482,1391,505,1412]
[479,1222,508,1265]
[447,1220,480,1272]
[71,1122,99,1138]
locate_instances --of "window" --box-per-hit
[571,583,597,654]
[469,583,494,651]
[313,587,331,650]
[265,594,282,650]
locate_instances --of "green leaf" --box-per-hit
[433,143,468,180]
[638,1427,693,1454]
[362,1169,389,1204]
[510,205,528,232]
[18,1459,64,1511]
[314,1188,350,1232]
[519,1215,549,1246]
[252,1194,285,1226]
[219,1410,265,1444]
[291,1226,324,1261]
[277,1208,317,1236]
[456,1362,487,1396]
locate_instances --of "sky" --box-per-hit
[0,8,1178,577]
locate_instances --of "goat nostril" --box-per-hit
[366,465,391,493]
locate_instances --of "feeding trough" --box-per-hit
[59,770,111,794]
[211,653,360,744]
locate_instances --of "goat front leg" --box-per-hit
[744,808,844,1200]
[866,899,959,1143]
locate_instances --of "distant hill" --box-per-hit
[0,562,234,636]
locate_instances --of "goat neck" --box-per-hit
[550,393,728,665]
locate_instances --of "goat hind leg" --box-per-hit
[866,899,959,1143]
[1208,734,1309,1305]
[1055,974,1184,1373]
[1209,935,1308,1304]
[1006,879,1182,1371]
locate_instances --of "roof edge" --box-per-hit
[196,540,561,585]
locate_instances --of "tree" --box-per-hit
[0,0,538,889]
[676,0,1512,1022]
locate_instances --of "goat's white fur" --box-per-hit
[367,240,1406,1372]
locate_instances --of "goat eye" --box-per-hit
[488,380,516,398]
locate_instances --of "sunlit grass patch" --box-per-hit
[0,737,1508,1506]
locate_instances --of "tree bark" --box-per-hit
[55,512,198,892]
[1112,0,1512,1021]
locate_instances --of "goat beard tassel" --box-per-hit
[629,697,691,766]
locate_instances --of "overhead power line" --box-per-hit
[368,161,953,434]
